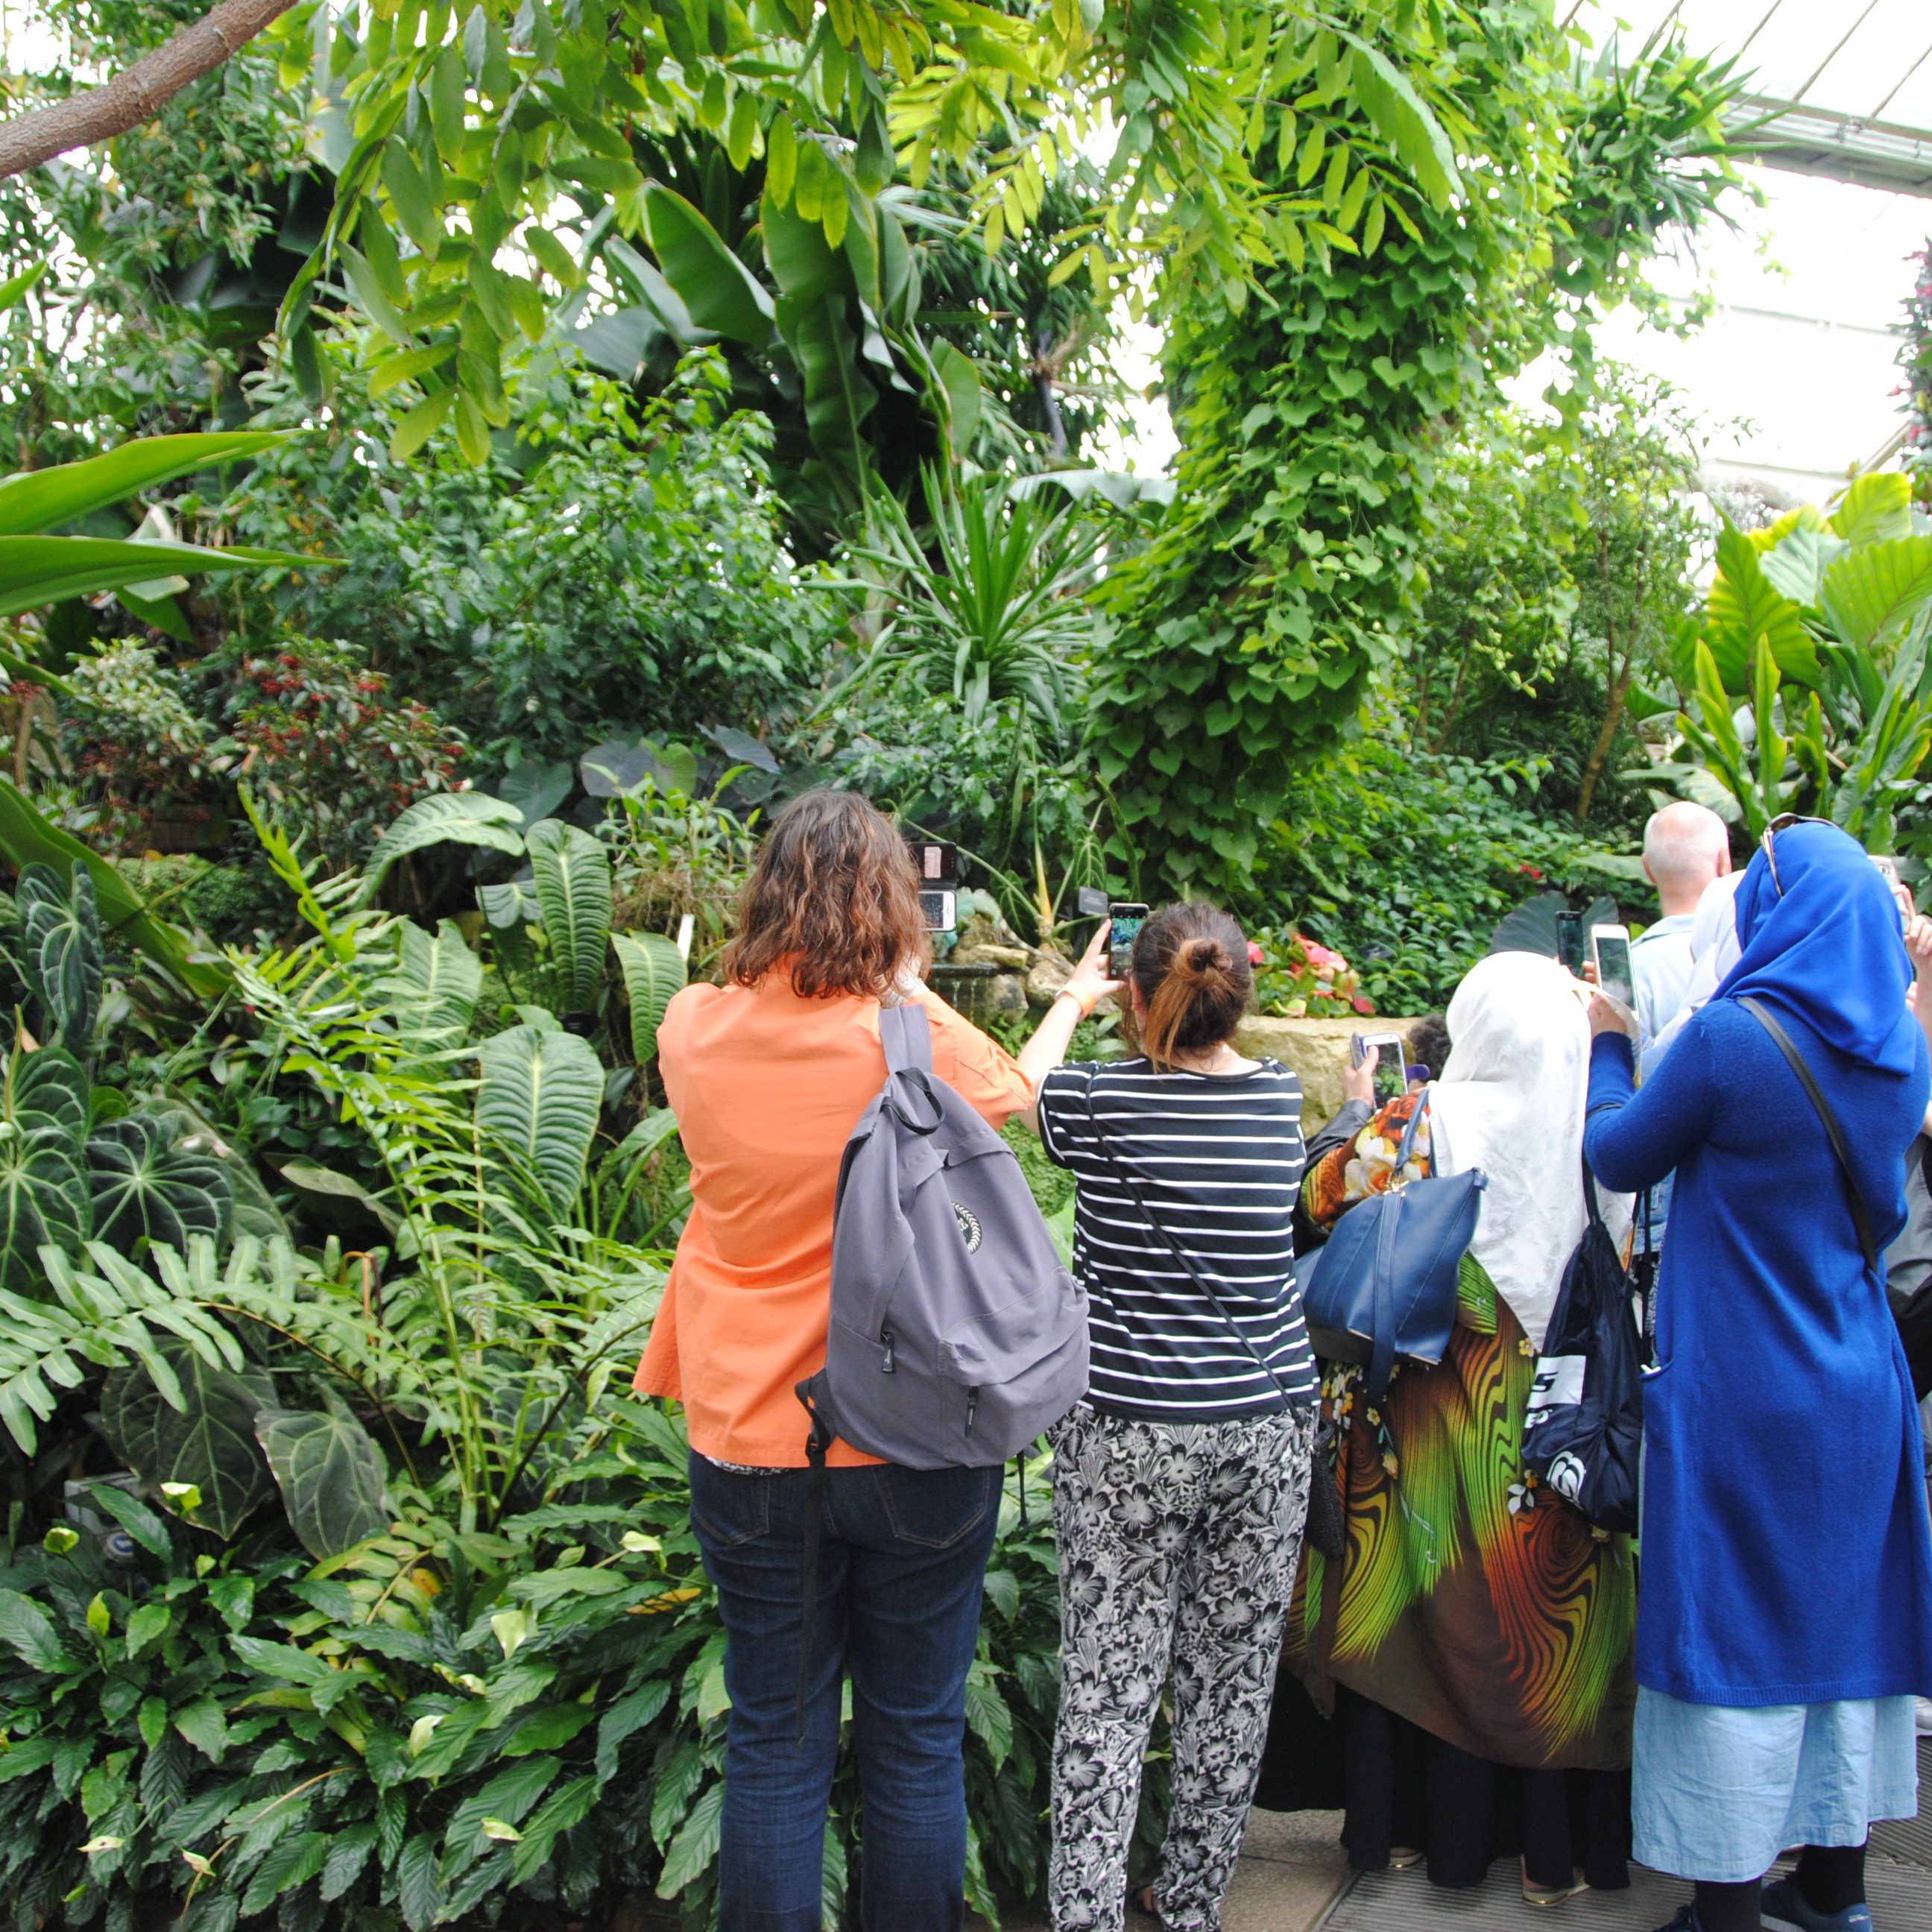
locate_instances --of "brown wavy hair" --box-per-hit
[722,789,929,999]
[1131,901,1252,1070]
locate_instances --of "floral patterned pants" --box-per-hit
[1048,1403,1315,1932]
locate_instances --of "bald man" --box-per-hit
[1629,801,1733,1050]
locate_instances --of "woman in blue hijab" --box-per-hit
[1585,819,1932,1932]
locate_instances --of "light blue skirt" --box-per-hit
[1633,1686,1920,1882]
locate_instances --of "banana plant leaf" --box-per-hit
[0,534,316,619]
[0,432,287,537]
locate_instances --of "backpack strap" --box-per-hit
[879,999,935,1074]
[1739,995,1878,1272]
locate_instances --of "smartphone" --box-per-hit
[1555,910,1585,976]
[1353,1031,1409,1105]
[1591,924,1635,1014]
[1108,902,1149,979]
[909,840,958,932]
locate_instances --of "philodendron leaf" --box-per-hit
[612,932,686,1065]
[86,1114,233,1254]
[476,1023,601,1217]
[525,820,612,1011]
[0,1127,89,1289]
[15,862,101,1051]
[254,1406,387,1559]
[386,918,483,1035]
[101,1345,276,1539]
[358,793,526,906]
[12,1042,89,1139]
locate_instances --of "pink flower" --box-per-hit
[1247,941,1266,966]
[1352,995,1376,1015]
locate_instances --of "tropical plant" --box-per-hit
[833,470,1100,739]
[1660,473,1932,851]
[0,433,311,656]
[1093,9,1746,896]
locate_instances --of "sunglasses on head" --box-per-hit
[1758,813,1834,898]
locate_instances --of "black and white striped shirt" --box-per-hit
[1036,1056,1314,1421]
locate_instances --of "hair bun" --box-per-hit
[1184,937,1229,976]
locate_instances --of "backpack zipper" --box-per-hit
[965,1388,979,1431]
[880,1328,896,1374]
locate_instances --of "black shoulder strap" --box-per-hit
[1740,996,1878,1271]
[1078,1067,1298,1408]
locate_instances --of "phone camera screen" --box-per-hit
[1108,909,1147,979]
[1595,937,1635,1011]
[1556,913,1585,975]
[1372,1041,1408,1104]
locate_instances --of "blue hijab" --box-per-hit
[1715,819,1918,1084]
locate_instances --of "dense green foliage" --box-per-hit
[1093,7,1741,894]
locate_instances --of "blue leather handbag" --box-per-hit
[1301,1096,1487,1402]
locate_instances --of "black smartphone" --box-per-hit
[1108,902,1149,979]
[1556,910,1585,975]
[1591,924,1635,1014]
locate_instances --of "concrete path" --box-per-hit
[979,1738,1932,1932]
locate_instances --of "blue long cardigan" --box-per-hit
[1585,1004,1932,1707]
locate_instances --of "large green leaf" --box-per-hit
[1704,522,1819,690]
[0,1129,88,1291]
[101,1345,275,1539]
[1829,471,1915,549]
[644,189,774,350]
[762,195,855,302]
[358,792,526,905]
[476,1023,601,1217]
[86,1114,233,1254]
[0,432,287,537]
[15,862,101,1051]
[0,1044,90,1289]
[612,932,686,1065]
[1759,525,1846,610]
[0,778,224,996]
[1818,536,1932,653]
[526,821,612,1012]
[386,918,483,1035]
[254,1404,388,1559]
[0,536,314,618]
[774,291,875,491]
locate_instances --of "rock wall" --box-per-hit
[1234,1015,1430,1129]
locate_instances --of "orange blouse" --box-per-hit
[634,976,1036,1466]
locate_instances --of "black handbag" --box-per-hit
[1301,1096,1487,1403]
[1521,1153,1643,1534]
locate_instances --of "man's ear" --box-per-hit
[1641,859,1656,887]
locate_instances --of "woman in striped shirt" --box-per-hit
[1029,900,1314,1932]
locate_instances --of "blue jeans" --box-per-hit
[689,1453,1002,1931]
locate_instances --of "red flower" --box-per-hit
[1247,941,1266,966]
[1351,995,1376,1015]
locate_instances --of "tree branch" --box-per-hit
[0,0,300,182]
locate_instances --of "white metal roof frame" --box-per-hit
[1565,0,1932,198]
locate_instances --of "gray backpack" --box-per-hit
[798,1003,1088,1468]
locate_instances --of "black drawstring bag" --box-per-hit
[1521,1152,1643,1535]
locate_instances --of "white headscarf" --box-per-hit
[1643,871,1745,1074]
[1426,951,1632,1351]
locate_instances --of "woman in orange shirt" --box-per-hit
[636,789,1116,1932]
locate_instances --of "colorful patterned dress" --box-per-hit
[1268,1094,1638,1884]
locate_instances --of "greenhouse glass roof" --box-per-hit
[1567,0,1932,196]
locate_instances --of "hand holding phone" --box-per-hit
[1591,924,1635,1020]
[1108,902,1150,980]
[1352,1031,1409,1105]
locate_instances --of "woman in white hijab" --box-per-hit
[1259,954,1638,1907]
